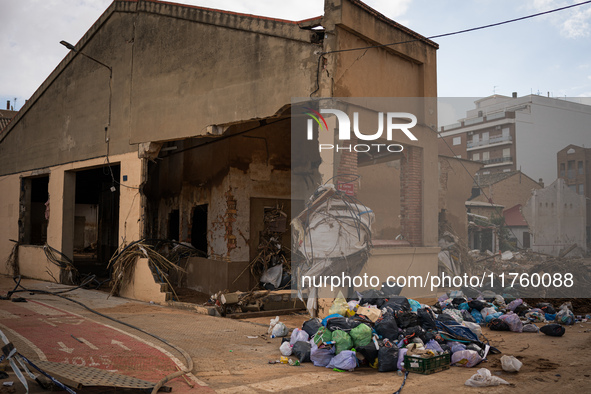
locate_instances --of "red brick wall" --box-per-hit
[336,139,359,195]
[401,146,423,246]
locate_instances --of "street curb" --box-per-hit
[162,301,220,317]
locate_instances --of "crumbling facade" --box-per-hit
[0,0,439,299]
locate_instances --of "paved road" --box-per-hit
[0,277,412,394]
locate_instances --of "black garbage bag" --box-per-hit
[356,343,380,365]
[436,313,457,323]
[375,315,399,341]
[377,341,399,372]
[461,309,477,323]
[417,308,437,330]
[515,304,530,316]
[536,303,556,315]
[302,318,322,338]
[396,312,419,329]
[382,282,403,297]
[359,289,385,307]
[468,300,487,311]
[292,341,311,363]
[489,318,510,331]
[440,343,451,353]
[326,317,360,332]
[452,297,467,307]
[383,296,410,312]
[540,324,565,337]
[402,326,427,342]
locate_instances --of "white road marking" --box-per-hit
[58,342,74,354]
[79,337,99,350]
[0,323,47,361]
[21,302,64,316]
[39,318,57,327]
[0,309,20,319]
[33,301,210,388]
[111,339,130,351]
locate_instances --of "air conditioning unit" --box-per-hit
[468,131,473,135]
[495,126,501,130]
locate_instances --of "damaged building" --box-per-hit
[0,0,439,303]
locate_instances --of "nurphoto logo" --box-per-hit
[304,108,418,152]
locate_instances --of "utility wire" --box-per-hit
[321,0,591,55]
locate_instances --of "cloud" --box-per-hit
[529,0,591,38]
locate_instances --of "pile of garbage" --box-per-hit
[271,289,581,374]
[291,184,374,316]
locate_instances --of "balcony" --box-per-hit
[481,156,513,166]
[467,134,512,150]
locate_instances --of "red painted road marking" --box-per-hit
[0,299,212,392]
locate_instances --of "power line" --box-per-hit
[322,0,591,55]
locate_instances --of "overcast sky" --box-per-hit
[1,0,591,112]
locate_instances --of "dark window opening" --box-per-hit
[168,210,180,241]
[20,175,49,245]
[73,166,120,277]
[191,205,208,255]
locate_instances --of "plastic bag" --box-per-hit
[507,298,523,311]
[462,321,482,338]
[290,328,309,346]
[450,342,466,354]
[268,316,289,337]
[522,323,539,333]
[417,308,437,330]
[260,264,282,288]
[500,355,522,372]
[332,330,353,354]
[465,368,510,387]
[525,311,546,323]
[499,312,523,332]
[326,350,357,371]
[489,318,510,331]
[540,324,565,337]
[452,350,482,368]
[397,348,408,371]
[408,299,421,312]
[310,343,335,367]
[470,309,484,324]
[350,323,372,348]
[377,340,399,372]
[536,302,556,314]
[356,343,379,366]
[480,307,497,320]
[313,326,333,345]
[328,293,349,316]
[302,318,322,337]
[443,309,463,323]
[279,341,292,356]
[375,315,399,340]
[395,311,419,328]
[485,312,503,323]
[424,339,443,353]
[555,303,575,325]
[292,341,311,363]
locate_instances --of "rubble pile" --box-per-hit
[271,288,586,376]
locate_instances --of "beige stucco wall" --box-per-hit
[0,152,141,281]
[119,257,168,303]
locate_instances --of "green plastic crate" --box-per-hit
[404,353,450,375]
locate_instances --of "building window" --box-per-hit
[472,134,479,144]
[455,155,462,159]
[482,171,490,175]
[579,184,584,195]
[567,148,575,154]
[502,148,510,158]
[453,136,461,145]
[560,163,565,178]
[20,175,50,245]
[472,153,480,161]
[482,151,490,161]
[502,128,510,138]
[503,169,511,172]
[579,161,584,175]
[568,160,575,179]
[568,185,577,193]
[482,132,489,142]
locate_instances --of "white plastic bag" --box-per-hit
[328,292,348,316]
[462,321,482,338]
[268,316,288,337]
[452,350,482,368]
[280,341,292,356]
[290,328,309,346]
[465,368,510,387]
[500,355,522,372]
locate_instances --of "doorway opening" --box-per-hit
[191,204,208,255]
